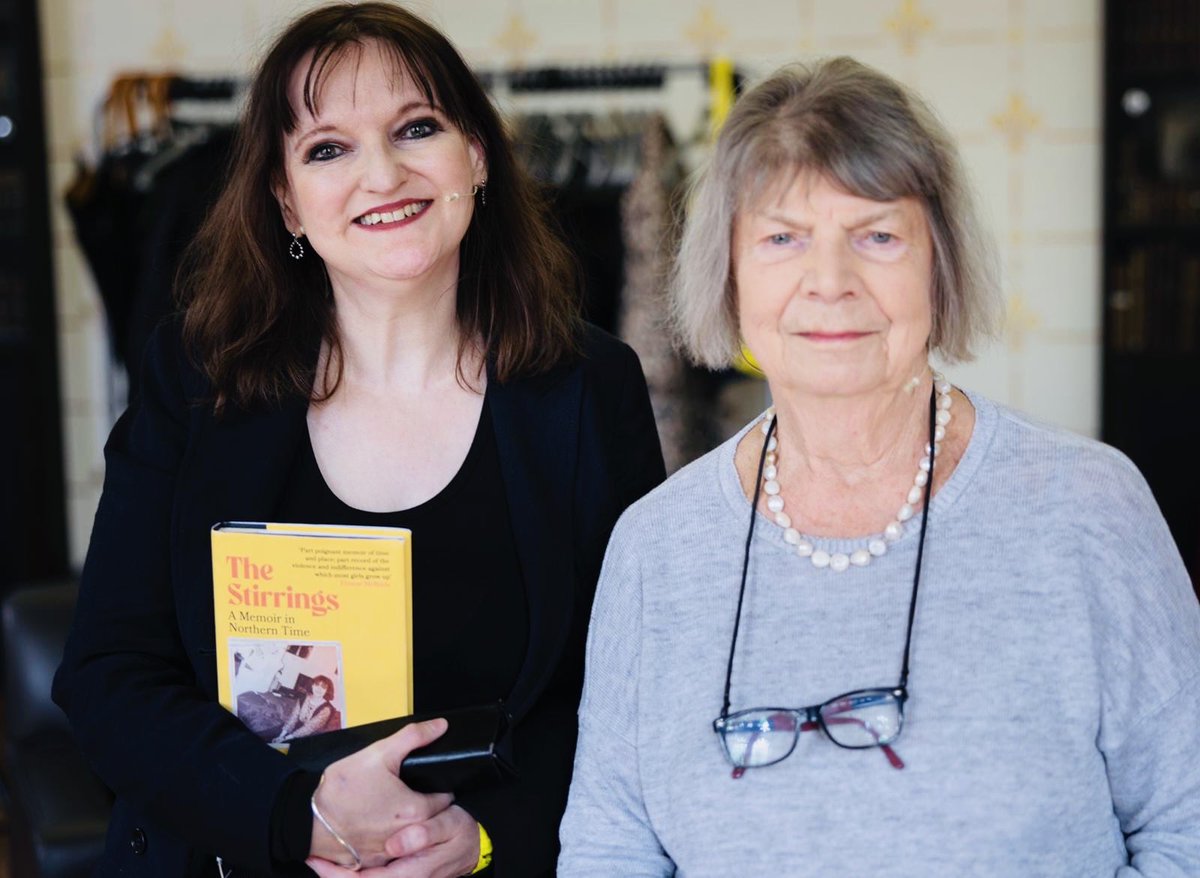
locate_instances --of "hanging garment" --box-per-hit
[552,187,625,334]
[617,114,718,472]
[65,147,152,370]
[513,112,627,335]
[65,119,234,396]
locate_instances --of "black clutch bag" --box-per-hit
[287,702,516,793]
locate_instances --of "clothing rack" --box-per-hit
[481,62,743,130]
[478,62,742,93]
[160,63,742,98]
[486,59,742,150]
[158,62,743,149]
[166,76,240,101]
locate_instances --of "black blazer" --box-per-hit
[53,321,665,877]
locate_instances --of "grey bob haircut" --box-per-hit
[671,56,1002,369]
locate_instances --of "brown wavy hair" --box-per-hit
[310,675,335,702]
[178,2,579,411]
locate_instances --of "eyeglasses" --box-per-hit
[713,385,936,778]
[713,687,908,776]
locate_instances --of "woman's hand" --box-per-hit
[307,804,481,878]
[308,718,456,869]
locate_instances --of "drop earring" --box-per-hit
[289,227,305,260]
[476,180,487,207]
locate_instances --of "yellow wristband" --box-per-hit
[470,822,493,874]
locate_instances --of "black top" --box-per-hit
[272,398,528,862]
[53,318,666,878]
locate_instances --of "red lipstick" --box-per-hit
[353,198,433,230]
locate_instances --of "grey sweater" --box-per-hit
[558,392,1200,877]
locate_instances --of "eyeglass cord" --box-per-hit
[719,383,937,720]
[900,385,937,691]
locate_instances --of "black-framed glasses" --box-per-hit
[714,687,908,777]
[713,385,936,778]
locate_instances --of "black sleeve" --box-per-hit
[454,685,578,876]
[271,770,321,864]
[456,335,666,876]
[575,333,668,588]
[51,325,300,873]
[603,337,668,507]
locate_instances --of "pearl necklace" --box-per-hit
[760,372,952,572]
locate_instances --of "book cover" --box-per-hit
[211,522,413,745]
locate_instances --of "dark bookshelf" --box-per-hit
[0,0,67,591]
[1102,0,1200,580]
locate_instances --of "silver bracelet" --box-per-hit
[311,774,363,872]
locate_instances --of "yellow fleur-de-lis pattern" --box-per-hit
[886,0,934,55]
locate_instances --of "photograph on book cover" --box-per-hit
[229,638,346,743]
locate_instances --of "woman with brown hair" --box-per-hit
[273,676,341,744]
[52,4,664,877]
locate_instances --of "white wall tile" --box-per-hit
[39,0,73,74]
[420,1,512,65]
[610,0,712,58]
[724,0,803,50]
[48,159,78,240]
[914,43,1009,136]
[938,340,1011,408]
[1022,141,1100,235]
[923,0,1006,37]
[500,0,607,59]
[726,55,776,84]
[57,319,111,408]
[52,243,98,325]
[830,45,909,81]
[1023,37,1099,132]
[812,0,892,45]
[63,407,105,486]
[71,0,165,72]
[1024,240,1101,335]
[67,489,102,569]
[1019,336,1099,436]
[43,72,80,161]
[958,140,1011,258]
[47,156,78,212]
[240,0,317,61]
[1026,0,1099,36]
[168,4,261,72]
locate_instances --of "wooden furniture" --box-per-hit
[1103,0,1200,579]
[0,0,68,592]
[2,582,112,878]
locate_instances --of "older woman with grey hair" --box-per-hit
[558,57,1200,876]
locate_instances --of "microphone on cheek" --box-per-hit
[442,183,481,203]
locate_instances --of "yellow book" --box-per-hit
[211,521,413,746]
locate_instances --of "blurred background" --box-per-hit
[8,0,1116,577]
[0,0,1197,874]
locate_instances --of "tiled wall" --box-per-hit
[39,0,1100,565]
